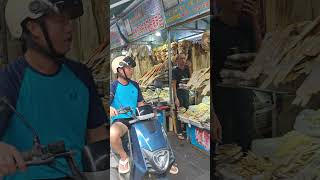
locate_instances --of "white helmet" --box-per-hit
[5,0,84,39]
[111,56,136,74]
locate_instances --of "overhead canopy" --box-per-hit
[110,0,210,46]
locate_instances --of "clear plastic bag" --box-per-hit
[294,109,320,137]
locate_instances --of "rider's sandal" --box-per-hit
[169,164,179,175]
[118,158,130,174]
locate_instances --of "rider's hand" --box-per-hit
[175,97,180,108]
[0,142,26,176]
[110,106,118,117]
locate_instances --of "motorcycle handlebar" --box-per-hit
[21,141,68,166]
[117,107,132,114]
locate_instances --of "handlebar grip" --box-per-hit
[21,141,66,163]
[46,141,66,154]
[118,107,132,114]
[21,151,33,162]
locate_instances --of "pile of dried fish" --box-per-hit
[138,61,168,87]
[186,68,210,93]
[84,41,109,81]
[153,44,168,63]
[231,151,274,179]
[245,16,320,106]
[142,88,169,102]
[221,53,256,86]
[216,131,320,180]
[215,144,243,164]
[180,102,210,122]
[130,45,156,80]
[152,41,191,63]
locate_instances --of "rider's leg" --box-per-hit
[110,122,129,160]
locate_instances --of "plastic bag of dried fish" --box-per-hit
[294,109,320,137]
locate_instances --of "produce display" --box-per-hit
[142,88,169,102]
[179,96,210,123]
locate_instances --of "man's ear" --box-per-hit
[26,20,43,39]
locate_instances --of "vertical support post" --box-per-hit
[0,0,8,65]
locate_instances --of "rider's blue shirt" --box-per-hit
[0,57,106,180]
[110,80,144,123]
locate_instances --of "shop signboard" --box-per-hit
[110,23,126,49]
[164,0,210,27]
[122,0,166,41]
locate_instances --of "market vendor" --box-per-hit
[172,53,191,140]
[213,0,262,151]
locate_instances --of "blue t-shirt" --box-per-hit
[110,80,144,122]
[0,58,106,180]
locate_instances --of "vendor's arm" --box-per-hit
[172,68,180,107]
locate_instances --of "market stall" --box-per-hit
[214,10,320,180]
[110,0,211,154]
[164,0,210,154]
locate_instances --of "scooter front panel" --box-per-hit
[131,119,168,152]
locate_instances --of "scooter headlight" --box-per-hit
[143,149,170,172]
[153,149,170,171]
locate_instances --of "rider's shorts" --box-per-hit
[112,118,133,129]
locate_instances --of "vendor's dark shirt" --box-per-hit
[212,17,256,84]
[172,66,190,90]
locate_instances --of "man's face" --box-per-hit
[45,13,73,54]
[177,54,187,67]
[120,66,134,79]
[217,0,244,13]
[28,12,73,55]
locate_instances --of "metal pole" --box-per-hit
[167,29,172,106]
[0,0,8,65]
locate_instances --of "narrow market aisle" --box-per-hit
[167,132,210,180]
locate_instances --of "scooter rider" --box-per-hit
[0,0,107,179]
[110,56,179,176]
[110,56,145,174]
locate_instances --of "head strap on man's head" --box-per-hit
[5,0,83,59]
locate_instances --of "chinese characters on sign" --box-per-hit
[165,0,209,27]
[123,0,165,41]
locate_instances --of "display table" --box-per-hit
[178,114,210,153]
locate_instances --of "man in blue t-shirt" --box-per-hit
[0,1,107,179]
[110,56,179,175]
[109,56,145,174]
